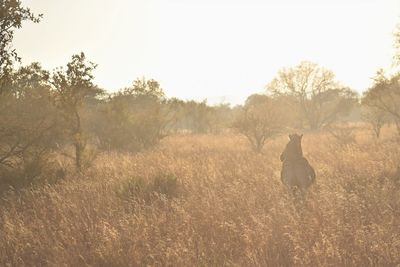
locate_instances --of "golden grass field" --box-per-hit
[1,126,400,266]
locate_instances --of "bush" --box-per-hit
[90,88,168,152]
[116,173,180,203]
[0,153,63,193]
[326,123,356,145]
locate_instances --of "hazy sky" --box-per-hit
[14,0,400,105]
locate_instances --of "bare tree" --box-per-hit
[267,61,358,130]
[362,71,400,135]
[234,94,285,153]
[394,24,400,66]
[361,106,387,138]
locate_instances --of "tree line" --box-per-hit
[1,0,400,190]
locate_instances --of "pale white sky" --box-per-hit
[14,0,400,105]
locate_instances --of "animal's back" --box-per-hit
[280,133,315,192]
[281,157,315,190]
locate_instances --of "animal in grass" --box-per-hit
[280,133,316,192]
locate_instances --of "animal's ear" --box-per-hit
[289,134,293,140]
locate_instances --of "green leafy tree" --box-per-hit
[0,63,59,190]
[0,2,59,190]
[52,52,102,170]
[163,97,186,133]
[162,99,233,134]
[0,0,41,92]
[92,77,168,152]
[209,103,235,134]
[183,100,214,134]
[124,77,165,99]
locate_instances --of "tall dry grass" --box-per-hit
[1,127,400,266]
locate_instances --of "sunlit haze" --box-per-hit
[14,0,400,105]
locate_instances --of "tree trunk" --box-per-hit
[255,136,264,153]
[73,109,83,171]
[75,142,81,170]
[376,128,381,138]
[374,124,381,138]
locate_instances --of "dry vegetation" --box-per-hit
[1,126,399,266]
[2,2,400,266]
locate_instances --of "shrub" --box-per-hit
[116,173,180,203]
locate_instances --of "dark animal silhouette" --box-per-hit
[280,134,316,192]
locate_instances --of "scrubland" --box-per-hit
[1,126,400,266]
